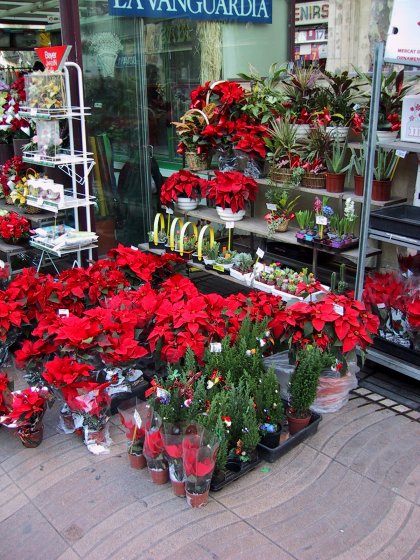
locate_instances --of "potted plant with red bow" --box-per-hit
[206,170,258,221]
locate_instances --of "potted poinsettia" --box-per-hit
[0,386,51,447]
[0,211,31,244]
[160,169,208,211]
[206,170,258,221]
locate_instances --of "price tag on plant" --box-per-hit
[37,197,44,207]
[130,245,139,251]
[133,409,142,429]
[30,108,37,116]
[396,150,407,158]
[256,248,265,258]
[225,221,235,229]
[58,308,70,317]
[165,207,174,215]
[34,155,41,162]
[210,342,222,353]
[316,216,328,226]
[377,303,386,309]
[266,203,277,211]
[333,304,344,316]
[212,264,225,273]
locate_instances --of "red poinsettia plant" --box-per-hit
[0,290,26,345]
[0,211,31,242]
[1,386,50,428]
[0,371,13,415]
[231,123,269,159]
[269,292,379,372]
[206,170,258,213]
[160,169,208,206]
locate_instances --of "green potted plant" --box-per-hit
[214,249,238,274]
[295,209,315,242]
[372,147,399,202]
[325,137,351,193]
[230,252,254,281]
[265,117,302,183]
[255,368,284,448]
[264,187,301,234]
[287,345,332,434]
[301,125,331,188]
[201,239,220,265]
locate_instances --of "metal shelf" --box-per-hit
[366,347,420,382]
[368,228,420,250]
[29,239,98,257]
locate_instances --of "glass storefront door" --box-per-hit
[79,1,152,252]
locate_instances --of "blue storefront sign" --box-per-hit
[108,0,272,24]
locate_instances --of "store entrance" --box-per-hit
[79,6,152,253]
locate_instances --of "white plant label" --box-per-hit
[58,308,70,317]
[377,303,386,309]
[30,108,37,116]
[266,203,277,211]
[165,207,174,215]
[210,342,222,353]
[225,221,235,229]
[34,155,41,162]
[256,248,265,258]
[0,260,4,268]
[133,409,142,429]
[37,197,44,206]
[333,304,344,316]
[396,150,407,158]
[316,216,328,225]
[130,245,139,251]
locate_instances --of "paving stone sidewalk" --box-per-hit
[1,381,419,560]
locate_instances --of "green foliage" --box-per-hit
[349,143,366,177]
[374,147,399,181]
[241,399,261,453]
[202,239,220,260]
[234,252,254,273]
[304,125,332,164]
[325,137,350,174]
[255,368,284,429]
[265,117,300,163]
[214,416,229,471]
[289,346,335,416]
[295,209,314,230]
[265,187,301,216]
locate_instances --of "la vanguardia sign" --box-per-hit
[108,0,272,24]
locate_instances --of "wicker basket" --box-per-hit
[185,151,212,171]
[269,167,293,184]
[275,219,290,232]
[25,205,42,214]
[302,173,326,189]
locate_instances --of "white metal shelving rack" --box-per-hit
[355,42,420,381]
[20,61,96,268]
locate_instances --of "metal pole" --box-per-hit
[355,42,384,300]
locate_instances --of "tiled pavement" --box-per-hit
[1,377,419,560]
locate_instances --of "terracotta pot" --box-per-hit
[18,423,44,448]
[186,489,209,508]
[372,179,392,202]
[128,452,147,469]
[354,175,364,196]
[148,467,169,485]
[326,172,345,193]
[171,479,186,497]
[286,410,311,435]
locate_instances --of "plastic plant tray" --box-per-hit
[370,205,420,241]
[210,455,262,492]
[257,411,322,463]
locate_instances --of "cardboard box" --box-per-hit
[401,95,420,143]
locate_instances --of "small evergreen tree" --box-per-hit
[241,398,261,453]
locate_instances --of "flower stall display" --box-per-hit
[0,386,51,447]
[264,187,300,234]
[24,71,67,111]
[159,169,207,211]
[206,170,258,220]
[0,211,31,244]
